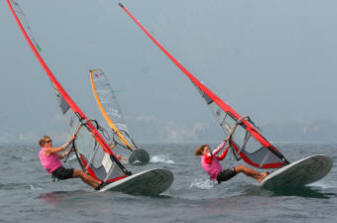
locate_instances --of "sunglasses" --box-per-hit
[44,139,52,143]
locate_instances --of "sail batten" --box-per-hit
[119,3,289,169]
[7,0,131,181]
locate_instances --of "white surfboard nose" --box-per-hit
[260,154,333,188]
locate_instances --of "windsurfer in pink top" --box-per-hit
[39,135,105,190]
[195,139,268,183]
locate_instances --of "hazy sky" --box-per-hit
[1,0,337,143]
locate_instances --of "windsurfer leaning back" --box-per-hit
[195,139,269,184]
[38,135,107,190]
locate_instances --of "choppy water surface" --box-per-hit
[0,143,336,223]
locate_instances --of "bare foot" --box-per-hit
[256,172,268,182]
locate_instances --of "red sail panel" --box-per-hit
[119,3,289,169]
[7,0,130,179]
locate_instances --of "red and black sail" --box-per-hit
[7,0,130,182]
[119,3,289,169]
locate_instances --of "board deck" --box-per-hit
[99,168,173,195]
[260,154,332,188]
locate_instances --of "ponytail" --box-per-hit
[195,144,208,156]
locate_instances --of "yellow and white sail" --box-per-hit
[90,69,135,152]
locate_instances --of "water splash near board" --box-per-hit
[150,155,175,164]
[189,179,215,190]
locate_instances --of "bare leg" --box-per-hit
[234,165,268,182]
[73,169,102,189]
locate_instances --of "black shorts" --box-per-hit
[217,168,237,184]
[52,166,74,180]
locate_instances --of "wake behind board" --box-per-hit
[260,154,332,188]
[100,168,173,195]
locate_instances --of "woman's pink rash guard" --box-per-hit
[39,147,62,174]
[200,141,228,181]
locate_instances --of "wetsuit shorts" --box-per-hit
[217,167,237,184]
[52,166,74,180]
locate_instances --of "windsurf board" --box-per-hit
[100,168,173,195]
[260,154,332,188]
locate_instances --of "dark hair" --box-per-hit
[194,144,209,156]
[38,136,51,147]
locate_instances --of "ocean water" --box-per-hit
[0,142,336,223]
